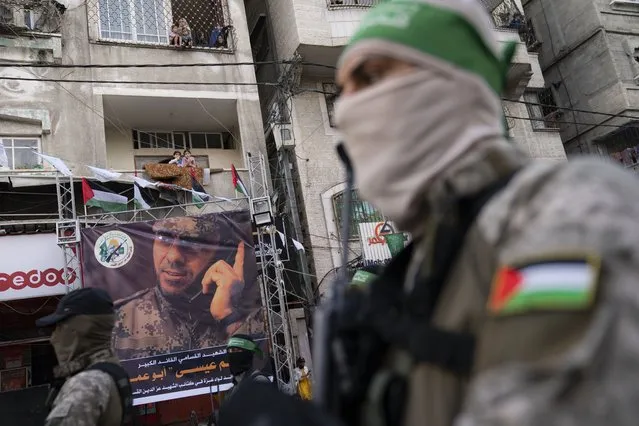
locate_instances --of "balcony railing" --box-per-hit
[489,0,541,52]
[0,0,62,35]
[327,0,381,8]
[86,0,233,50]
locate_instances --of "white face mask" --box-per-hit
[334,67,503,229]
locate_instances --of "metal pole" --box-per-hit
[281,149,313,302]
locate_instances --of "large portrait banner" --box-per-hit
[80,210,268,404]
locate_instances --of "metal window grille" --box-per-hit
[0,1,62,34]
[326,0,381,8]
[87,0,234,49]
[489,0,522,29]
[333,189,384,240]
[523,89,560,131]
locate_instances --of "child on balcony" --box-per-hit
[169,24,181,46]
[178,18,193,48]
[168,150,183,165]
[182,149,197,168]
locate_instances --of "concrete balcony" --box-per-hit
[102,94,249,198]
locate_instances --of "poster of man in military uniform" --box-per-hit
[80,210,266,403]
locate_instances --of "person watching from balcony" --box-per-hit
[169,24,181,46]
[178,18,193,48]
[168,150,183,165]
[182,149,197,168]
[195,30,208,47]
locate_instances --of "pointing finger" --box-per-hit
[233,240,245,279]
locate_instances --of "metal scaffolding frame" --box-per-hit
[53,174,81,292]
[247,153,295,392]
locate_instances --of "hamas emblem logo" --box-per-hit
[94,230,135,269]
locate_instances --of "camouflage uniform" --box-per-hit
[375,141,639,426]
[46,348,122,426]
[114,286,266,359]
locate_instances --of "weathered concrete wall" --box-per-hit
[1,0,266,184]
[524,0,639,152]
[257,0,566,292]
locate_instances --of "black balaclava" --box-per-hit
[227,334,260,377]
[228,350,254,376]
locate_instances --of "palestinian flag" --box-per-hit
[191,175,210,208]
[133,182,154,210]
[82,178,128,212]
[231,164,249,197]
[488,260,599,316]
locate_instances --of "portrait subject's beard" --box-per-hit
[158,275,218,323]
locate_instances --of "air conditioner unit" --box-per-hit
[271,122,295,150]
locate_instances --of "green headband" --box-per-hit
[227,337,263,355]
[344,0,516,95]
[350,270,378,288]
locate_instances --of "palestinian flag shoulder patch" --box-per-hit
[487,255,601,316]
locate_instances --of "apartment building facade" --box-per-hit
[523,0,639,167]
[0,0,267,422]
[1,0,265,196]
[246,0,567,294]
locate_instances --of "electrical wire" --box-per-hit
[0,297,58,316]
[0,76,279,86]
[504,114,626,129]
[0,60,337,70]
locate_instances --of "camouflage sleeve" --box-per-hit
[456,160,639,426]
[226,307,266,337]
[44,370,113,426]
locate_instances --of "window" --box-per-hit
[190,132,222,149]
[98,0,169,43]
[0,138,41,170]
[250,16,270,68]
[524,89,560,131]
[323,83,338,128]
[333,189,384,240]
[23,9,35,29]
[94,0,229,47]
[133,130,233,150]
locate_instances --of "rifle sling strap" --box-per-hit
[372,171,517,377]
[89,362,134,425]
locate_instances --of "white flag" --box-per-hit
[278,231,305,252]
[35,152,73,176]
[133,176,156,188]
[0,141,8,168]
[87,166,122,182]
[291,237,305,252]
[134,182,152,209]
[213,195,233,203]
